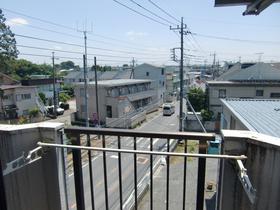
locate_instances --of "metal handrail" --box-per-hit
[64,126,215,140]
[37,142,246,160]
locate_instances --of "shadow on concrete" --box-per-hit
[205,193,216,210]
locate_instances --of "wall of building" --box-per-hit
[221,105,248,130]
[134,64,165,104]
[208,85,280,116]
[15,87,38,116]
[219,131,280,210]
[75,82,154,124]
[0,122,63,210]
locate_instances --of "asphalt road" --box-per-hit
[67,102,180,210]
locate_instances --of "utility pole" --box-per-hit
[170,17,189,132]
[130,57,136,79]
[94,57,100,127]
[52,52,57,118]
[81,28,95,210]
[210,52,216,79]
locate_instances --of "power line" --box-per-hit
[148,0,180,23]
[19,53,129,63]
[193,33,280,45]
[16,44,169,60]
[112,0,169,26]
[2,7,167,49]
[128,0,176,26]
[15,33,170,55]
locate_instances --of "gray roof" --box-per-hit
[64,70,102,80]
[217,63,280,81]
[77,79,152,87]
[114,70,132,79]
[99,71,119,80]
[221,98,280,138]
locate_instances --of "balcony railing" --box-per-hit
[35,127,246,210]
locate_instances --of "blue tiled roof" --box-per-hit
[221,98,280,138]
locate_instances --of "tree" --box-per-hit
[59,92,71,103]
[188,87,206,112]
[60,61,75,70]
[0,9,19,74]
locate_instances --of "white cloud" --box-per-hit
[6,18,29,26]
[125,30,148,41]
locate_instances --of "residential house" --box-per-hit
[21,78,62,106]
[74,79,156,127]
[63,69,102,85]
[0,73,38,119]
[133,63,165,105]
[207,62,280,118]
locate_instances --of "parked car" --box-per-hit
[163,103,175,116]
[46,105,64,115]
[59,102,70,110]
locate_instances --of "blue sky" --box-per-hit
[1,0,280,67]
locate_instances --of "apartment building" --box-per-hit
[134,63,166,105]
[75,79,156,126]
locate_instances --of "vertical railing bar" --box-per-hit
[0,154,7,210]
[102,135,109,210]
[72,134,85,210]
[134,136,138,210]
[182,140,188,210]
[60,132,69,210]
[166,138,170,210]
[196,140,207,210]
[117,136,123,210]
[150,137,153,210]
[87,134,95,210]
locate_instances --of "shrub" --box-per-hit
[59,92,71,103]
[29,108,39,118]
[200,109,213,121]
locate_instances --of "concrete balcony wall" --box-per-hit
[218,130,280,210]
[0,122,64,210]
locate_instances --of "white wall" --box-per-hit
[134,64,165,104]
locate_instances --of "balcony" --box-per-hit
[0,123,279,210]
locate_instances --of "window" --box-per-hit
[161,68,164,75]
[106,105,112,118]
[146,72,149,76]
[256,90,264,96]
[218,89,226,98]
[16,94,21,101]
[22,94,31,100]
[270,92,280,98]
[3,94,13,100]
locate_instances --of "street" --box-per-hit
[67,101,180,210]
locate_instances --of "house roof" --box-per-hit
[77,79,152,87]
[221,98,280,138]
[0,85,36,90]
[217,63,280,81]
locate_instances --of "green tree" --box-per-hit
[201,109,213,121]
[60,61,75,70]
[188,87,206,112]
[0,9,19,74]
[59,92,71,103]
